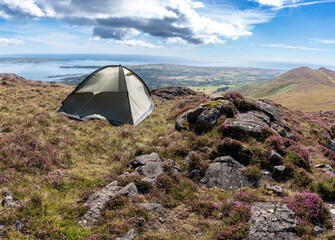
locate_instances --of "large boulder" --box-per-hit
[151,86,196,100]
[256,100,281,122]
[195,106,221,133]
[225,111,270,138]
[249,202,297,240]
[199,156,249,190]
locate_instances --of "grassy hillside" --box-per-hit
[235,67,335,111]
[0,74,335,239]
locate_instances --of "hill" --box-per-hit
[0,74,335,239]
[235,67,335,111]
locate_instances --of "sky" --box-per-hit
[0,0,335,68]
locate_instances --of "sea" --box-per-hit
[0,54,332,83]
[0,54,195,82]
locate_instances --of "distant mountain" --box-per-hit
[236,67,335,111]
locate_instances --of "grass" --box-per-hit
[0,75,335,239]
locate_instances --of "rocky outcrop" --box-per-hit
[249,202,297,240]
[79,153,165,226]
[199,156,249,190]
[175,92,283,136]
[315,164,334,175]
[1,190,20,208]
[225,111,270,138]
[151,86,196,100]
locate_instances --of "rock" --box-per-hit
[270,150,284,165]
[256,100,281,122]
[117,228,136,240]
[195,106,221,133]
[314,226,323,236]
[175,109,192,131]
[220,100,237,118]
[189,169,201,179]
[1,190,19,208]
[328,139,335,151]
[78,181,122,226]
[249,202,297,240]
[266,184,284,196]
[118,183,139,197]
[187,107,205,123]
[272,165,289,182]
[134,162,164,179]
[171,166,183,176]
[138,203,163,212]
[262,169,271,175]
[225,111,270,139]
[200,156,249,190]
[315,164,334,174]
[13,220,24,231]
[130,153,161,168]
[151,86,196,100]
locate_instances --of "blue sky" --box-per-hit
[0,0,335,68]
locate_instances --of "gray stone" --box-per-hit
[328,139,335,152]
[256,101,281,122]
[225,111,270,139]
[270,150,284,165]
[175,109,192,131]
[13,220,24,231]
[130,153,161,168]
[315,164,334,175]
[78,181,122,226]
[189,169,201,179]
[139,203,163,212]
[195,106,221,133]
[1,190,19,208]
[314,226,323,236]
[117,228,136,240]
[200,156,249,190]
[118,183,139,197]
[266,184,284,196]
[272,165,289,182]
[171,166,183,176]
[134,162,164,179]
[249,202,297,240]
[187,107,205,123]
[219,100,237,118]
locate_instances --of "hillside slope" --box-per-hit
[0,74,335,239]
[235,67,335,111]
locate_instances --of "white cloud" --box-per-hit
[115,39,161,48]
[0,37,24,46]
[270,0,335,9]
[311,38,335,44]
[3,0,45,17]
[254,0,301,7]
[0,10,11,19]
[0,0,270,45]
[261,43,327,51]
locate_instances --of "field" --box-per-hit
[60,64,285,94]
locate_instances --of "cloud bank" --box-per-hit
[0,37,24,46]
[0,0,267,45]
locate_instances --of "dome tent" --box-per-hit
[57,65,154,126]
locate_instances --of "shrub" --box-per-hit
[0,132,60,172]
[314,175,335,201]
[234,191,263,203]
[286,144,310,171]
[282,192,331,236]
[291,168,313,189]
[190,200,219,217]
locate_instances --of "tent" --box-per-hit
[57,65,154,126]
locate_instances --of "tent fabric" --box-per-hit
[57,65,154,126]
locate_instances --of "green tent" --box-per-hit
[57,65,154,126]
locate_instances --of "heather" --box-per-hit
[0,78,335,239]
